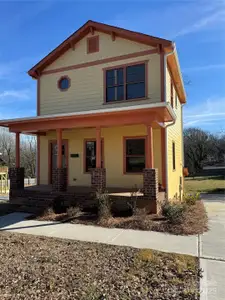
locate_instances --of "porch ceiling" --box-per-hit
[0,103,175,134]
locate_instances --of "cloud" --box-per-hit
[174,9,225,38]
[0,109,36,121]
[0,89,31,101]
[183,63,225,72]
[0,57,38,81]
[184,97,225,130]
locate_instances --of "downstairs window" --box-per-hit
[124,138,146,173]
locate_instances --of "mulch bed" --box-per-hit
[36,200,208,236]
[0,232,201,299]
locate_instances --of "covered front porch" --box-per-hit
[0,103,175,213]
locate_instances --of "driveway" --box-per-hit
[200,194,225,300]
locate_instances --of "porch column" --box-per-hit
[146,125,153,169]
[161,128,166,190]
[9,132,24,200]
[96,127,101,168]
[15,132,20,168]
[91,127,106,192]
[57,128,62,169]
[52,128,67,192]
[143,125,160,214]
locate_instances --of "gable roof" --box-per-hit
[28,20,186,103]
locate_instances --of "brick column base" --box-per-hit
[143,168,159,214]
[52,168,67,192]
[9,167,24,190]
[91,168,106,192]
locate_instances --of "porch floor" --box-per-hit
[25,185,143,197]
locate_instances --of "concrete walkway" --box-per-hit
[200,193,225,300]
[0,193,224,300]
[0,212,198,256]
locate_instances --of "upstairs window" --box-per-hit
[170,79,174,108]
[57,76,70,91]
[87,36,99,54]
[105,62,147,103]
[175,94,178,108]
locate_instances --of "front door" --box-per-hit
[50,141,68,184]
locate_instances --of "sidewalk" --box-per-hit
[0,212,198,256]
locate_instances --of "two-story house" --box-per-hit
[0,20,186,213]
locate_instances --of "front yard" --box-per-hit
[0,232,200,300]
[184,175,225,194]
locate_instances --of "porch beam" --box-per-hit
[8,110,172,133]
[56,128,62,169]
[96,127,101,168]
[15,132,20,168]
[146,125,154,168]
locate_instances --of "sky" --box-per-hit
[0,0,224,133]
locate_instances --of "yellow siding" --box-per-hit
[39,31,161,115]
[39,125,162,189]
[45,31,153,71]
[166,63,183,199]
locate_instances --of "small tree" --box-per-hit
[184,128,211,176]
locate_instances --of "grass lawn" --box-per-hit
[0,232,200,300]
[185,175,225,194]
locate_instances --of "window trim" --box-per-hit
[87,35,99,54]
[123,136,147,175]
[57,75,71,91]
[172,141,176,171]
[103,60,148,104]
[83,138,104,174]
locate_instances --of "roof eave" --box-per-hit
[27,20,173,77]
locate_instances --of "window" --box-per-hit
[172,142,176,170]
[105,63,146,102]
[58,76,70,91]
[170,79,174,108]
[124,138,145,173]
[87,36,99,54]
[175,94,178,108]
[84,140,103,172]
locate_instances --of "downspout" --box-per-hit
[163,43,176,200]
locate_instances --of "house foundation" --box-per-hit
[143,168,162,214]
[9,167,25,190]
[52,168,67,192]
[91,168,106,192]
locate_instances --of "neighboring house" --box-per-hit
[0,20,186,210]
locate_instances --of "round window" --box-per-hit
[58,76,70,91]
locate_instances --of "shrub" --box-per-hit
[162,202,187,224]
[129,188,142,215]
[183,192,200,206]
[96,190,112,221]
[67,206,81,218]
[52,196,66,214]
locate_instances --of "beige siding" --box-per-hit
[39,31,161,115]
[45,31,153,71]
[166,64,183,199]
[166,64,171,105]
[39,125,162,189]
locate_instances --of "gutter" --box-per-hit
[163,43,176,200]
